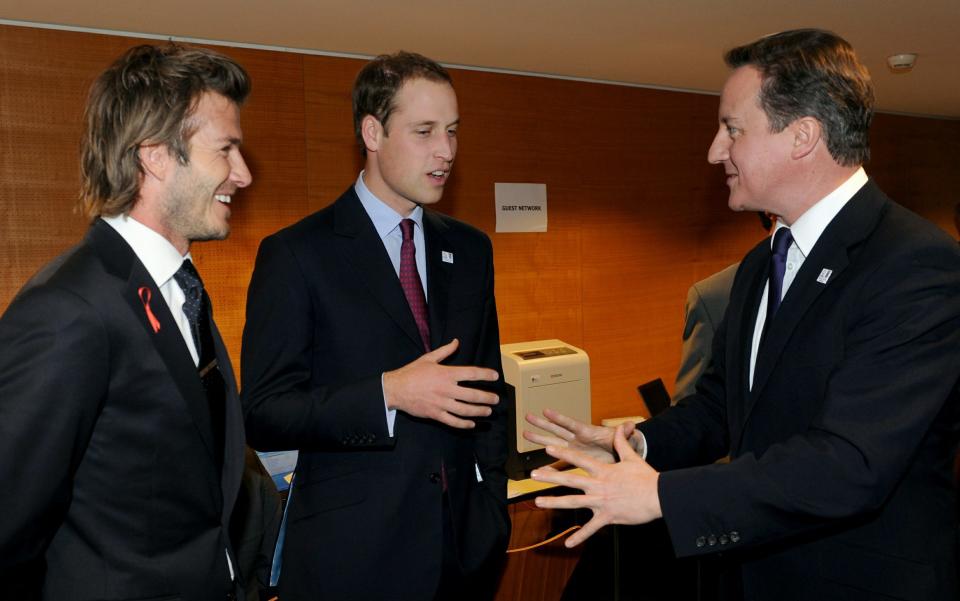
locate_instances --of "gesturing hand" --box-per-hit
[524,408,641,465]
[530,425,662,547]
[383,338,500,429]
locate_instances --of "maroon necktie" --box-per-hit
[399,219,430,351]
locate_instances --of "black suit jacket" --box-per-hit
[640,181,960,601]
[0,219,245,601]
[241,187,510,600]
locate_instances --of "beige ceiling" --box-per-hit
[2,0,958,118]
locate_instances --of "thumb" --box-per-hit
[423,338,459,363]
[613,425,638,462]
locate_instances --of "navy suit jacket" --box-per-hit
[241,187,510,600]
[0,219,245,601]
[641,181,960,601]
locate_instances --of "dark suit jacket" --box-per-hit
[674,263,739,401]
[0,219,245,601]
[241,187,510,600]
[640,181,960,601]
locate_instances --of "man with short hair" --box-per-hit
[242,51,510,600]
[0,44,253,600]
[528,29,960,600]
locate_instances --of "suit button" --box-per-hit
[695,536,706,548]
[719,534,729,545]
[729,531,740,543]
[429,472,441,484]
[707,535,717,547]
[226,593,236,601]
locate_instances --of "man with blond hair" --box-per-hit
[0,43,253,601]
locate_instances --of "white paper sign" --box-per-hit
[495,183,547,233]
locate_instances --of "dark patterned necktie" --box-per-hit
[173,259,204,356]
[766,227,794,320]
[173,258,226,467]
[399,219,431,351]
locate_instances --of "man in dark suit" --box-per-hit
[0,44,253,600]
[674,263,739,402]
[241,51,510,600]
[527,29,960,601]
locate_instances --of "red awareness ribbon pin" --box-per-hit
[138,287,161,333]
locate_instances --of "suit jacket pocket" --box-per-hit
[289,469,368,522]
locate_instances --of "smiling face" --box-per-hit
[707,66,796,220]
[158,92,252,252]
[361,77,458,216]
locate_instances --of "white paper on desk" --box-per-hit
[495,183,547,232]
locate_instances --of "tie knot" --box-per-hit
[173,259,203,298]
[772,227,793,259]
[400,219,416,242]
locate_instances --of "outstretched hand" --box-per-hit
[384,339,500,429]
[530,425,662,547]
[524,408,641,464]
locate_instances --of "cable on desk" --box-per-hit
[506,525,581,553]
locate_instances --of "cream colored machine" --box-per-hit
[500,339,591,479]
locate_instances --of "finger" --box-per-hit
[620,420,637,438]
[565,516,606,548]
[529,465,595,491]
[542,408,590,436]
[526,412,576,442]
[423,338,459,363]
[544,444,604,474]
[447,400,493,418]
[534,493,593,510]
[613,425,639,461]
[522,429,565,448]
[452,385,499,405]
[436,411,476,429]
[448,365,500,383]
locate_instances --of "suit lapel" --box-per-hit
[423,209,451,349]
[89,220,218,464]
[741,181,888,425]
[211,317,243,516]
[333,189,426,351]
[725,243,768,446]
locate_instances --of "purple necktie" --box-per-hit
[766,227,794,320]
[399,219,430,351]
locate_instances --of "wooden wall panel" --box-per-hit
[2,22,958,435]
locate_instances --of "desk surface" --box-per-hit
[507,468,587,500]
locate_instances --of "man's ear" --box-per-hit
[360,115,383,154]
[790,117,822,160]
[137,143,173,181]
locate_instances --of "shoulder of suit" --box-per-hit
[6,239,111,315]
[424,208,492,245]
[262,189,347,246]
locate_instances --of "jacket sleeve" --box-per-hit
[656,243,960,557]
[0,285,109,592]
[240,233,392,452]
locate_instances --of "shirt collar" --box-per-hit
[101,213,190,287]
[355,171,424,239]
[775,167,868,258]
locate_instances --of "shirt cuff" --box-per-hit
[381,373,396,437]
